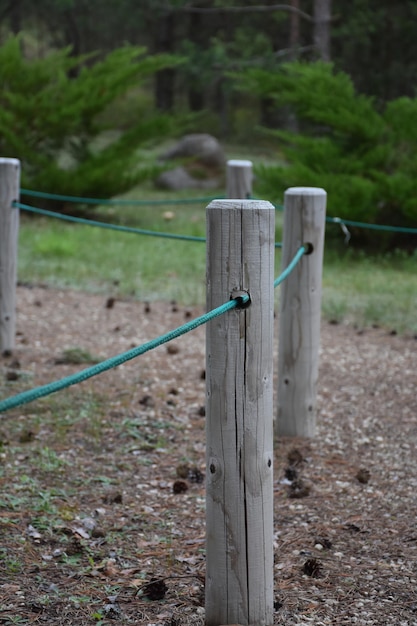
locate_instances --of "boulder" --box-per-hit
[156,166,220,191]
[160,133,225,169]
[156,133,225,191]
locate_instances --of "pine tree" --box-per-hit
[0,37,180,206]
[239,61,417,247]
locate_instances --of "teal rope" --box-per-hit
[326,215,417,234]
[274,245,306,287]
[21,188,221,206]
[0,247,305,414]
[16,202,283,247]
[15,202,206,243]
[0,298,243,414]
[20,188,417,233]
[274,200,417,234]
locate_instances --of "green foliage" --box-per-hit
[17,194,209,304]
[332,1,417,102]
[239,61,417,247]
[0,37,180,203]
[16,187,417,333]
[56,348,100,365]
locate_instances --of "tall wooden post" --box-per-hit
[205,198,275,626]
[276,187,326,437]
[0,158,20,356]
[226,159,253,199]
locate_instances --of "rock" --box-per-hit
[160,133,225,168]
[155,133,225,190]
[156,166,200,191]
[156,165,221,191]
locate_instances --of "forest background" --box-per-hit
[1,1,417,254]
[1,2,416,389]
[2,0,414,113]
[0,0,417,248]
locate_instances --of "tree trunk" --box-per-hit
[313,0,331,61]
[154,11,176,111]
[289,0,300,59]
[10,0,22,34]
[187,11,205,111]
[64,10,82,56]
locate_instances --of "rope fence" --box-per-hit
[2,156,415,626]
[326,214,417,234]
[14,201,207,243]
[2,157,415,431]
[14,201,284,248]
[21,187,222,206]
[1,165,325,625]
[20,190,417,236]
[20,183,417,236]
[0,246,306,414]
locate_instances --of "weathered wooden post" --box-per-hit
[205,198,275,626]
[226,159,253,199]
[0,158,20,356]
[276,187,326,437]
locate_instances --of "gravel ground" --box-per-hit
[0,285,416,625]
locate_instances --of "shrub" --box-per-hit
[0,37,180,206]
[239,61,417,248]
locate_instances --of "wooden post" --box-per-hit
[276,187,326,437]
[205,198,275,626]
[226,159,253,199]
[0,158,20,356]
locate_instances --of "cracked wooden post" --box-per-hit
[276,187,326,437]
[226,159,253,199]
[0,158,20,356]
[205,198,275,626]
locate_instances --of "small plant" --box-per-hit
[4,557,23,574]
[55,347,100,365]
[34,448,68,475]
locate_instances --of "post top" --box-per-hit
[285,187,326,196]
[0,158,20,167]
[207,198,274,210]
[227,159,253,168]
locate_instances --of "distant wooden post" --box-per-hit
[206,198,275,626]
[0,158,20,356]
[276,187,326,437]
[226,159,253,198]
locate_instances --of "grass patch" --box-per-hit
[54,347,100,365]
[17,181,417,334]
[18,190,211,304]
[322,247,417,334]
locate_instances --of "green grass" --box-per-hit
[17,182,417,335]
[18,193,210,304]
[322,247,417,334]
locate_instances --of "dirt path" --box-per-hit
[0,286,416,625]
